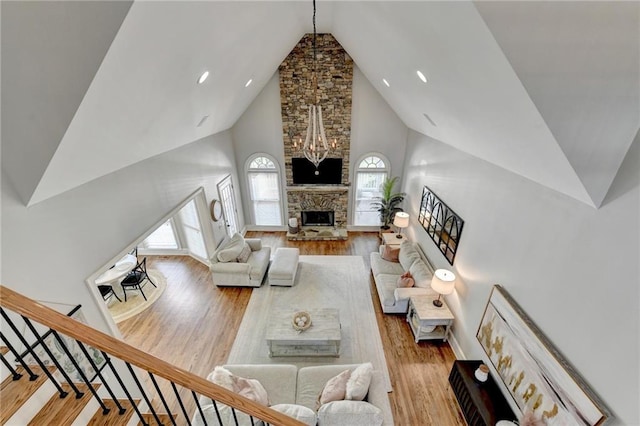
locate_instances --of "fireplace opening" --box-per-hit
[301,211,334,226]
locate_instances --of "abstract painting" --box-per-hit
[477,286,610,425]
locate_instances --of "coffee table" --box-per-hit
[265,308,341,357]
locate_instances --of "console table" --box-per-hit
[448,360,517,426]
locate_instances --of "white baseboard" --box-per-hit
[448,332,466,360]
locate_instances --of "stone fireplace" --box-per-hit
[279,33,353,241]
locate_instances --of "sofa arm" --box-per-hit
[210,262,251,274]
[367,371,393,426]
[245,238,262,251]
[394,287,430,301]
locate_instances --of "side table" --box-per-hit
[406,294,454,342]
[382,232,407,248]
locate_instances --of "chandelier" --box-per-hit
[302,0,331,170]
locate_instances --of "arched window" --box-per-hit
[246,154,283,226]
[353,153,390,225]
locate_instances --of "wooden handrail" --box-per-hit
[0,285,303,426]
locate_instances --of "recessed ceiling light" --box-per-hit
[382,79,390,87]
[245,79,253,87]
[416,70,427,83]
[197,71,209,84]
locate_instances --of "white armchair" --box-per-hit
[210,234,271,287]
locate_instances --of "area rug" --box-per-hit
[227,255,393,401]
[108,269,167,323]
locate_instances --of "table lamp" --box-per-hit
[431,269,456,307]
[393,212,410,239]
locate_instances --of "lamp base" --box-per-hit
[433,299,443,307]
[395,234,403,239]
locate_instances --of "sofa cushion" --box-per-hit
[217,233,245,262]
[317,401,383,426]
[318,369,351,406]
[409,260,433,288]
[270,404,317,426]
[346,363,373,401]
[398,241,421,271]
[223,364,297,406]
[296,364,362,411]
[380,245,400,262]
[376,274,400,307]
[247,247,271,281]
[370,252,404,277]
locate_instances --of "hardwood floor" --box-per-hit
[117,231,465,425]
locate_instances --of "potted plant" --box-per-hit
[371,176,406,233]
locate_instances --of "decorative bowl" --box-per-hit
[292,311,312,331]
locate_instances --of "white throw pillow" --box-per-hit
[217,233,245,262]
[236,243,252,263]
[317,400,383,426]
[208,366,235,391]
[345,363,373,401]
[409,260,432,288]
[398,241,420,270]
[270,404,317,426]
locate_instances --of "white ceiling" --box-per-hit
[2,1,638,208]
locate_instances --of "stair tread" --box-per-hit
[138,412,176,426]
[27,382,100,426]
[0,365,55,424]
[87,398,139,426]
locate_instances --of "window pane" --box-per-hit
[143,220,178,249]
[354,171,388,226]
[178,200,207,259]
[248,171,282,226]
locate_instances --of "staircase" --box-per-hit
[0,286,303,426]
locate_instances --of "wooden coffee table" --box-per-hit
[265,308,341,357]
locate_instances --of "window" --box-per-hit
[177,200,207,260]
[246,155,283,226]
[353,154,390,226]
[140,219,179,249]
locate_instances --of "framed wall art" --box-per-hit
[477,286,611,425]
[418,185,464,265]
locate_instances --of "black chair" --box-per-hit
[120,257,156,302]
[98,285,121,303]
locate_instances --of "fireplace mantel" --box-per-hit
[286,185,349,192]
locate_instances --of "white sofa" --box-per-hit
[193,363,390,426]
[370,241,435,314]
[209,234,271,287]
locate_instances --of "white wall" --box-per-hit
[1,131,238,333]
[231,72,286,228]
[401,130,639,425]
[231,66,409,227]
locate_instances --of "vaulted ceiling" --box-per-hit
[2,1,638,208]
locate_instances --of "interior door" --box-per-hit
[217,175,240,237]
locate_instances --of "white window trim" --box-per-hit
[351,152,391,226]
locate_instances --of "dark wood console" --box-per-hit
[449,360,517,426]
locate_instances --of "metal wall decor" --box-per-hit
[418,185,464,265]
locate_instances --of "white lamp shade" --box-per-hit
[393,212,410,228]
[431,269,456,295]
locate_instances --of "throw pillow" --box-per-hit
[217,233,245,262]
[409,260,433,288]
[346,363,374,401]
[232,375,269,406]
[318,369,351,407]
[236,243,252,263]
[398,241,420,270]
[317,401,383,426]
[208,366,235,391]
[380,245,400,262]
[270,404,317,426]
[397,273,415,288]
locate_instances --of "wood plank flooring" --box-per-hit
[117,231,465,425]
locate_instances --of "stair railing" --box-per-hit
[0,285,304,426]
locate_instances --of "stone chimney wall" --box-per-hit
[279,33,353,227]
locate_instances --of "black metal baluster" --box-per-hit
[210,399,225,426]
[148,372,176,425]
[101,352,146,421]
[0,309,68,397]
[75,341,126,414]
[0,352,22,380]
[171,382,191,425]
[0,332,36,380]
[21,317,84,398]
[126,362,163,426]
[192,391,208,426]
